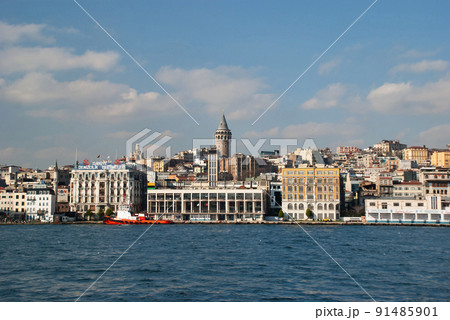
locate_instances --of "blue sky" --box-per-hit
[0,0,449,169]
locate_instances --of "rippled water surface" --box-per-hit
[0,224,448,301]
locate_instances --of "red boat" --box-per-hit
[103,204,173,225]
[104,218,173,225]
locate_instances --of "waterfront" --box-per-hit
[0,224,448,302]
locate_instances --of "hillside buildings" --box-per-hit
[2,112,450,225]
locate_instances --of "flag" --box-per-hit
[97,155,101,158]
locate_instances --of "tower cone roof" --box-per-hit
[217,110,230,131]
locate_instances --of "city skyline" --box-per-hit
[1,0,450,169]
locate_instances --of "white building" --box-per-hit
[26,187,56,222]
[365,195,450,224]
[393,181,423,198]
[70,162,147,214]
[147,187,266,222]
[0,190,27,214]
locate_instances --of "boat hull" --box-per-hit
[104,218,173,225]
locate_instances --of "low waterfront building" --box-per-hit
[70,161,147,214]
[365,195,450,224]
[281,166,341,220]
[0,189,27,214]
[147,187,266,222]
[0,189,14,213]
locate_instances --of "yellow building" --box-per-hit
[431,151,450,168]
[402,146,429,164]
[152,159,169,172]
[281,166,340,220]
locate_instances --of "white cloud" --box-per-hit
[34,147,71,160]
[280,121,362,140]
[0,21,53,44]
[0,47,119,74]
[390,60,448,74]
[318,58,341,75]
[0,72,177,122]
[399,49,439,59]
[417,124,450,148]
[300,83,347,110]
[243,127,280,138]
[106,131,138,140]
[0,147,26,163]
[367,76,450,114]
[156,66,274,120]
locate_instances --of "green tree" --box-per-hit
[278,209,284,220]
[97,208,105,221]
[105,208,113,217]
[85,209,93,221]
[305,208,313,219]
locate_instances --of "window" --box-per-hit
[393,203,399,206]
[405,203,411,207]
[382,203,388,209]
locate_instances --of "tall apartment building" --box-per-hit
[282,166,341,220]
[403,146,429,165]
[207,148,218,187]
[70,162,147,213]
[26,187,56,222]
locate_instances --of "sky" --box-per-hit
[0,0,449,169]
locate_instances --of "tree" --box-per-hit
[85,209,93,221]
[97,208,105,221]
[305,208,313,220]
[278,209,284,220]
[105,208,113,217]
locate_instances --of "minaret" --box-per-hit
[53,160,59,195]
[215,110,232,158]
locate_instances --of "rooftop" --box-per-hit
[217,111,230,131]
